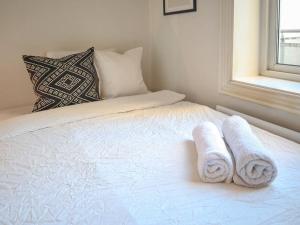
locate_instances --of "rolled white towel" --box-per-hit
[222,116,277,188]
[192,122,234,183]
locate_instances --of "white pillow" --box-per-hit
[96,47,148,98]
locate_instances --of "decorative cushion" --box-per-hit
[46,48,115,94]
[96,47,148,98]
[23,47,100,112]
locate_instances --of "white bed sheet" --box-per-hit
[0,91,299,225]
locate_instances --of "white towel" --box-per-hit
[222,116,278,188]
[192,122,234,183]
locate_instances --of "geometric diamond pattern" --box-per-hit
[23,47,100,112]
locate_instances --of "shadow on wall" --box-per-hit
[150,0,220,108]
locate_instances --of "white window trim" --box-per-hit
[218,0,300,115]
[260,0,300,82]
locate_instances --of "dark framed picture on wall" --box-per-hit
[163,0,197,16]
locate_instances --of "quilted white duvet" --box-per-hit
[0,91,300,225]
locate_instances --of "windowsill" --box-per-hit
[219,73,300,115]
[234,76,300,95]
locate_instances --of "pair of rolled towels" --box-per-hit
[192,116,277,188]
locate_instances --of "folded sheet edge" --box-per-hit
[0,90,185,139]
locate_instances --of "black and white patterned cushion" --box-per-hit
[23,47,100,112]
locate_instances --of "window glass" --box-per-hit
[278,0,300,66]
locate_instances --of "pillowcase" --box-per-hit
[23,47,100,112]
[96,47,148,98]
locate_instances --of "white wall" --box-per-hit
[0,0,151,109]
[149,0,300,132]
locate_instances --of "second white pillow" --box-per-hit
[96,47,148,99]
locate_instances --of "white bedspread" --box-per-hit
[0,91,299,225]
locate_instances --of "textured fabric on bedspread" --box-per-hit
[0,95,300,224]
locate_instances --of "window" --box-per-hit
[278,0,300,66]
[219,0,300,115]
[262,0,300,81]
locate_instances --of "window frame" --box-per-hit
[260,0,300,82]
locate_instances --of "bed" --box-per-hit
[0,90,299,225]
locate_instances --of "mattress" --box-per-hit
[0,91,299,225]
